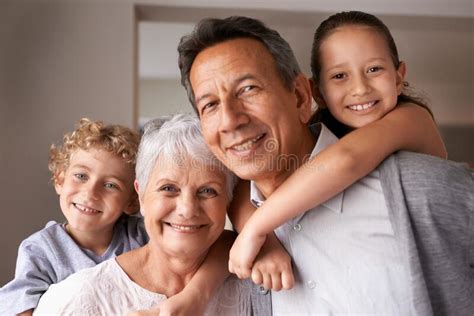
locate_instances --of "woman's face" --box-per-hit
[138,155,229,260]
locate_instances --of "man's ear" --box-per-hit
[54,172,64,195]
[310,78,327,110]
[396,61,407,95]
[294,74,313,124]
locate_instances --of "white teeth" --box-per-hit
[349,101,376,111]
[169,224,201,231]
[74,203,99,214]
[232,134,263,151]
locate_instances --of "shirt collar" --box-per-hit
[250,123,343,214]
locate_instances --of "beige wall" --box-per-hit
[0,1,135,284]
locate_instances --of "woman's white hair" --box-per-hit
[135,113,236,201]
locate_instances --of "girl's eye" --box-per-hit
[74,173,87,181]
[331,73,346,80]
[198,187,217,198]
[368,66,382,73]
[104,182,119,190]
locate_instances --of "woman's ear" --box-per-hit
[396,61,407,95]
[310,78,327,109]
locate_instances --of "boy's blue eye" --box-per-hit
[104,182,118,190]
[74,173,87,180]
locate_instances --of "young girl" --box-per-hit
[228,10,447,284]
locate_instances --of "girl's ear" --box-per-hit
[396,61,407,95]
[310,78,327,109]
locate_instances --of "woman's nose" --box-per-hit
[176,193,200,219]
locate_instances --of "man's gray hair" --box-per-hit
[178,16,302,112]
[135,113,236,201]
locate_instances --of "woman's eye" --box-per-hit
[160,185,178,193]
[198,187,217,198]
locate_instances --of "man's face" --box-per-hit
[190,38,312,181]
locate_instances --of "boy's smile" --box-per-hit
[55,148,135,251]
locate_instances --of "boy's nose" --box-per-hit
[82,181,100,201]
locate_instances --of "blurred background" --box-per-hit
[1,0,472,284]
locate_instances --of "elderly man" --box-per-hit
[178,16,473,315]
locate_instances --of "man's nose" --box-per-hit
[218,96,249,133]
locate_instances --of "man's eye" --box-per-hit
[201,101,218,114]
[198,187,217,198]
[239,85,257,95]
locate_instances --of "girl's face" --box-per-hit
[315,25,405,129]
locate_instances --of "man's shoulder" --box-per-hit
[383,151,472,180]
[380,151,473,200]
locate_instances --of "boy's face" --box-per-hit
[54,148,135,236]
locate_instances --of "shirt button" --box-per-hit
[307,280,316,289]
[293,224,302,231]
[470,263,474,269]
[258,286,269,295]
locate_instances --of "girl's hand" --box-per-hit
[228,227,266,279]
[250,232,294,291]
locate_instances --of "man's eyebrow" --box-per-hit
[195,73,257,104]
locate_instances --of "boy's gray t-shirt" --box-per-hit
[0,215,148,315]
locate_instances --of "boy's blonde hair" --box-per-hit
[48,118,140,185]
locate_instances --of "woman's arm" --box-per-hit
[228,103,447,275]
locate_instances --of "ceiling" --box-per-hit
[137,1,473,79]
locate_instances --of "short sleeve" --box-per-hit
[0,239,56,314]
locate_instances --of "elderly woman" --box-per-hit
[34,114,270,315]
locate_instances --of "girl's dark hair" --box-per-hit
[309,11,433,137]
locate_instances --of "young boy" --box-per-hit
[0,118,148,315]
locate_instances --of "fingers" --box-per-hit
[281,268,295,290]
[228,260,252,279]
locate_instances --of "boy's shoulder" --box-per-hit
[19,220,68,249]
